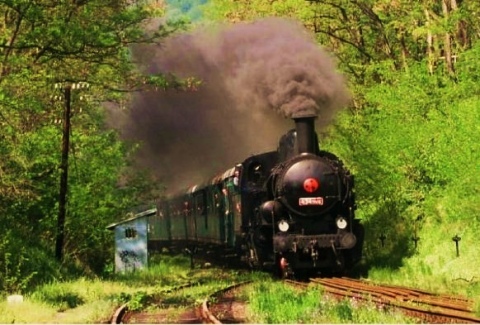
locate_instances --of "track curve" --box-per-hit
[201,281,251,324]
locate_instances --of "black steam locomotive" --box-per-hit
[149,114,364,277]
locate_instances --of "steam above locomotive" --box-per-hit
[151,114,364,277]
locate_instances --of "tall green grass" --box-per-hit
[0,255,195,323]
[365,219,480,316]
[246,280,416,323]
[0,278,135,323]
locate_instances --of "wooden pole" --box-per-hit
[55,85,71,262]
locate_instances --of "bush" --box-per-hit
[0,231,38,294]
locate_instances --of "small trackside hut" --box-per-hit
[106,208,156,273]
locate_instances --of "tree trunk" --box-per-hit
[451,0,469,49]
[424,9,435,74]
[442,0,455,76]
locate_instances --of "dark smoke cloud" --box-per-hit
[213,18,350,119]
[111,17,350,193]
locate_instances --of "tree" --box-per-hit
[0,0,184,284]
[201,0,480,265]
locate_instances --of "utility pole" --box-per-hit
[55,84,72,262]
[54,81,88,262]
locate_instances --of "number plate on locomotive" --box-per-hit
[299,197,324,206]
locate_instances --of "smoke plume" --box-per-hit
[112,17,350,193]
[213,18,350,118]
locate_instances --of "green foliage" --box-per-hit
[203,0,314,24]
[0,232,37,294]
[0,0,182,288]
[109,290,151,311]
[317,41,480,311]
[320,37,480,268]
[127,291,150,311]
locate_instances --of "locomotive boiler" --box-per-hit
[151,114,364,277]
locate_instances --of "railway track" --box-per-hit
[112,282,250,324]
[307,277,480,324]
[196,277,480,324]
[111,282,205,324]
[113,277,480,324]
[200,282,250,324]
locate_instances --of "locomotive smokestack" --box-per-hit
[292,113,318,154]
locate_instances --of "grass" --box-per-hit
[0,294,118,324]
[364,220,480,316]
[245,279,416,323]
[3,242,479,323]
[0,278,132,323]
[0,254,265,324]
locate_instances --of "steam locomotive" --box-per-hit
[149,114,364,277]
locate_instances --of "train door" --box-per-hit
[213,187,225,244]
[224,184,241,247]
[189,197,197,240]
[214,187,226,244]
[192,195,199,241]
[182,199,189,240]
[222,187,234,246]
[166,205,172,241]
[193,191,206,241]
[232,193,242,243]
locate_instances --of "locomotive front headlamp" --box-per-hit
[336,216,348,229]
[278,220,290,232]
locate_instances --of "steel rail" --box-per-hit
[310,277,480,324]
